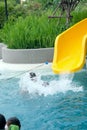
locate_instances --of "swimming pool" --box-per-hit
[0,63,87,130]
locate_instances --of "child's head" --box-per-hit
[0,114,6,129]
[6,117,21,130]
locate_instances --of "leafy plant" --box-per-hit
[1,0,87,49]
[2,15,62,49]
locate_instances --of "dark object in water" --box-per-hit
[29,72,36,78]
[29,72,49,86]
[29,72,37,82]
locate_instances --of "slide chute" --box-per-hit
[52,18,87,74]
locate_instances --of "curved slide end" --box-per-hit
[52,18,87,74]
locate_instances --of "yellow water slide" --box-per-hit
[52,18,87,74]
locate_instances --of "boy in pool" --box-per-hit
[0,113,6,130]
[29,72,37,82]
[29,72,49,87]
[5,117,21,130]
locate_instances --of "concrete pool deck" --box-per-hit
[0,59,52,71]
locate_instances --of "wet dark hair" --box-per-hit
[7,117,21,129]
[0,114,6,129]
[29,72,36,78]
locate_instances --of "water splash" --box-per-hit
[19,72,83,96]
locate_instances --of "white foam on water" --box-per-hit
[0,60,84,96]
[19,72,83,96]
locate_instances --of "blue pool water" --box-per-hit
[0,65,87,130]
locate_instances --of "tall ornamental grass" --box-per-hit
[2,15,63,49]
[1,1,87,49]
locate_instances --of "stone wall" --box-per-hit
[0,43,6,59]
[2,46,54,64]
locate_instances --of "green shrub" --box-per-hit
[0,1,30,29]
[1,1,87,49]
[2,15,64,49]
[0,2,6,28]
[71,10,87,25]
[71,1,87,25]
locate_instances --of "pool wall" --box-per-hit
[0,43,6,59]
[0,43,87,66]
[1,44,54,63]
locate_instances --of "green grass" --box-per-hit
[0,0,87,49]
[1,15,62,49]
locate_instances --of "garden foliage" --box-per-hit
[0,0,87,49]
